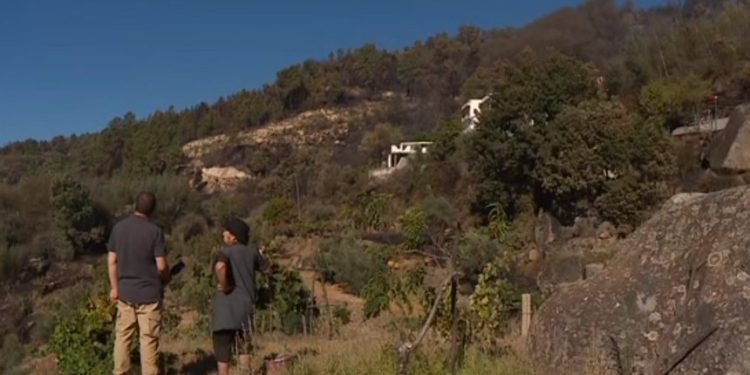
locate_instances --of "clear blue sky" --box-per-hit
[0,0,665,145]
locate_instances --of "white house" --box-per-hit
[461,95,492,132]
[387,141,433,168]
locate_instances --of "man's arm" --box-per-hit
[215,259,231,293]
[156,256,171,285]
[154,229,170,285]
[108,251,119,302]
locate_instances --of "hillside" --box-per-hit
[2,1,750,374]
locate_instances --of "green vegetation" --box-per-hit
[286,342,535,375]
[316,236,387,295]
[48,296,115,375]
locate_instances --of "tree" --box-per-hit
[535,100,633,217]
[469,49,675,225]
[468,50,598,218]
[50,176,105,253]
[276,65,310,112]
[430,120,464,161]
[359,123,402,164]
[639,74,712,130]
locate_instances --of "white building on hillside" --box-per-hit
[387,141,433,168]
[461,95,492,132]
[369,141,433,179]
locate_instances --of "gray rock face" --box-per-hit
[708,104,750,172]
[530,188,750,374]
[584,263,604,280]
[537,254,583,295]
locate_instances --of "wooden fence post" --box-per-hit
[521,293,532,338]
[449,275,459,374]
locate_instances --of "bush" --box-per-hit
[0,244,26,281]
[422,195,458,247]
[256,263,314,334]
[398,206,427,249]
[299,202,339,235]
[89,174,201,231]
[362,265,426,319]
[50,175,106,253]
[469,258,519,343]
[452,230,503,283]
[332,305,352,325]
[0,207,22,248]
[639,74,711,130]
[0,334,27,375]
[172,213,208,242]
[353,192,392,231]
[201,194,245,226]
[315,236,387,295]
[359,123,402,163]
[174,230,221,314]
[262,196,296,226]
[31,229,75,261]
[430,120,464,161]
[306,202,337,222]
[48,295,115,375]
[361,274,391,319]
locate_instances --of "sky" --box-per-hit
[0,0,667,146]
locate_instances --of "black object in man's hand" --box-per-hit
[170,259,185,276]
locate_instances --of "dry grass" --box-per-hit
[250,316,540,375]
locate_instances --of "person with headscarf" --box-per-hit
[212,217,267,375]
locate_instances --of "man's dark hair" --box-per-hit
[135,192,157,216]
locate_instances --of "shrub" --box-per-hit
[430,120,464,161]
[359,123,402,163]
[256,263,314,334]
[422,195,458,247]
[639,74,711,130]
[299,202,338,235]
[398,206,427,249]
[31,229,75,261]
[469,258,519,342]
[49,295,115,375]
[201,194,245,226]
[50,175,106,253]
[354,193,392,231]
[306,202,337,222]
[175,230,221,314]
[361,274,391,319]
[172,213,208,242]
[315,236,387,295]
[332,305,352,325]
[0,244,26,281]
[0,334,27,375]
[262,196,296,226]
[89,174,201,230]
[0,207,22,248]
[452,230,503,283]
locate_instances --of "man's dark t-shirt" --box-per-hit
[212,244,265,332]
[107,214,166,304]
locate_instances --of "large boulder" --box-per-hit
[707,104,750,173]
[530,188,750,374]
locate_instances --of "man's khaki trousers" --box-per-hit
[113,300,162,375]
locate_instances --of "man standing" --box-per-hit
[108,192,170,375]
[213,218,266,375]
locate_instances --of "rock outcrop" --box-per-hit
[707,104,750,173]
[530,188,750,374]
[191,166,252,193]
[182,102,379,162]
